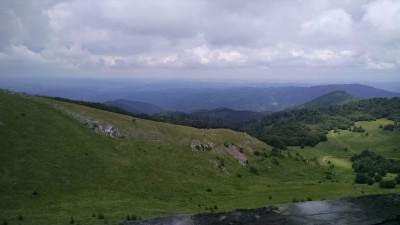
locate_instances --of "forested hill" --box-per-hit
[243,98,400,149]
[294,90,360,109]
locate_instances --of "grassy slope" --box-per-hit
[290,118,400,198]
[0,91,399,225]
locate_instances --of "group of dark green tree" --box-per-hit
[351,150,400,188]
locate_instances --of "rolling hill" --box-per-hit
[294,90,360,109]
[0,90,399,225]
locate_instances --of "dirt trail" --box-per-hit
[331,132,355,153]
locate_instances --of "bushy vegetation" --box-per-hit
[379,180,397,189]
[350,150,400,187]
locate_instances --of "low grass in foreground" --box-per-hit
[0,91,399,225]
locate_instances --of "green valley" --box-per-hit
[0,90,399,225]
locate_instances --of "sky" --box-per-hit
[1,0,400,83]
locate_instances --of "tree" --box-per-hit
[249,166,259,175]
[395,174,400,184]
[354,173,369,184]
[379,180,396,189]
[374,174,383,182]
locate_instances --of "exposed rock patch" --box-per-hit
[53,105,123,138]
[227,145,247,165]
[190,139,215,151]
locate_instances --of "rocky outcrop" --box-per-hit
[53,105,123,138]
[83,119,122,138]
[190,140,215,151]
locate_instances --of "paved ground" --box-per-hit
[121,193,400,225]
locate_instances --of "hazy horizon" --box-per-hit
[1,0,400,84]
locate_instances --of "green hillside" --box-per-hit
[0,90,399,225]
[244,97,400,148]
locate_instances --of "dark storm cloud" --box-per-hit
[0,0,399,81]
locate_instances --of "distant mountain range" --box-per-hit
[108,84,399,112]
[24,83,400,112]
[191,107,267,123]
[104,99,163,115]
[141,90,366,129]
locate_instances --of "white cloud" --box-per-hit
[365,58,396,70]
[361,0,400,42]
[0,0,399,82]
[181,45,247,67]
[300,8,353,40]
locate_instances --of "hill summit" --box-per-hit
[296,90,360,109]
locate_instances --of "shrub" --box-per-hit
[379,180,396,189]
[17,215,23,220]
[272,158,280,166]
[367,177,374,185]
[395,174,400,184]
[69,216,75,224]
[354,173,369,184]
[374,174,383,183]
[97,212,104,219]
[249,166,259,175]
[383,124,395,131]
[254,150,260,156]
[206,188,212,192]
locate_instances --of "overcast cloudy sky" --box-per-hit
[1,0,400,83]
